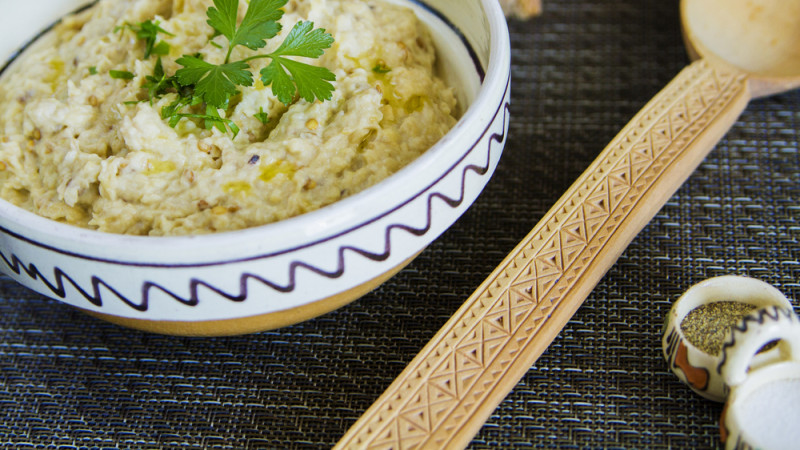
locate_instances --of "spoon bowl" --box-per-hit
[337,0,800,448]
[682,0,800,96]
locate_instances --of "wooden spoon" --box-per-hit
[336,0,800,448]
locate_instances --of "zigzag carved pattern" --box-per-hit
[0,95,510,313]
[337,60,748,449]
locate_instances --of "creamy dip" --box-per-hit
[0,0,458,235]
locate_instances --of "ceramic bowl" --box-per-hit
[662,275,794,401]
[0,0,511,335]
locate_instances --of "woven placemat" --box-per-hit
[1,0,798,448]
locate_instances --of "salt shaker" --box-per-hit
[718,305,800,450]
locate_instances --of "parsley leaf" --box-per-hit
[258,61,294,105]
[261,54,335,104]
[372,62,391,74]
[207,0,286,62]
[269,20,333,59]
[164,107,241,139]
[152,40,171,57]
[203,104,241,137]
[110,70,135,79]
[204,0,239,44]
[142,57,176,102]
[255,107,270,124]
[259,21,335,104]
[118,20,174,59]
[162,95,198,126]
[175,56,253,108]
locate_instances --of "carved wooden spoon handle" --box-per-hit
[336,59,750,449]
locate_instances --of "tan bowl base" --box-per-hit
[79,253,421,336]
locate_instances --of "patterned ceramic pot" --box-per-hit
[719,305,800,450]
[662,275,794,401]
[0,0,511,335]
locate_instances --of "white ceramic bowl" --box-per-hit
[0,0,511,335]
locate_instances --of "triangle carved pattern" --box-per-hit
[339,61,748,450]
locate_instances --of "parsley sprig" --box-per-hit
[123,0,335,137]
[174,0,335,108]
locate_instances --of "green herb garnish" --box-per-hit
[109,70,135,80]
[255,107,270,124]
[117,19,174,59]
[88,66,98,75]
[175,0,335,108]
[169,104,242,138]
[141,57,173,102]
[122,0,335,137]
[372,62,391,74]
[256,20,336,104]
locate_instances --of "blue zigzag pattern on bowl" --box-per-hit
[0,99,510,312]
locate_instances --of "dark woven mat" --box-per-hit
[1,0,798,448]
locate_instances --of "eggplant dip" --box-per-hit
[0,0,458,235]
